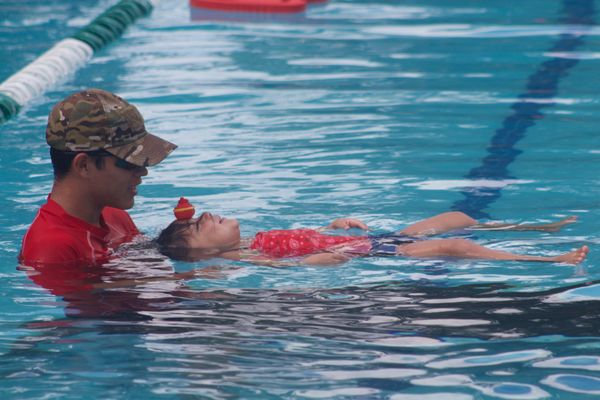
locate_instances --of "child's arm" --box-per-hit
[318,218,369,232]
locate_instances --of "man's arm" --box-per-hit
[239,252,350,268]
[302,252,350,266]
[90,266,232,290]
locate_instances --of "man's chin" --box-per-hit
[110,198,135,210]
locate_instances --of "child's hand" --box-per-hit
[328,218,369,231]
[302,253,349,266]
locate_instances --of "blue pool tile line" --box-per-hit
[451,0,595,219]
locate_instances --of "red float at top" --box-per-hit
[173,197,196,220]
[190,0,308,13]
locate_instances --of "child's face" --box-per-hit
[179,212,241,251]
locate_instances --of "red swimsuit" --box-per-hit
[250,228,367,258]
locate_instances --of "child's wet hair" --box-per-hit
[156,220,216,262]
[156,220,196,261]
[156,220,194,249]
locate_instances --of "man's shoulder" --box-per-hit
[24,227,80,250]
[21,201,93,265]
[20,226,81,265]
[25,203,83,237]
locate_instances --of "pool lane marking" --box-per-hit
[0,0,159,125]
[451,0,595,219]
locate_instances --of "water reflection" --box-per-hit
[4,270,600,397]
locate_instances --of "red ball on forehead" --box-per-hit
[174,197,195,220]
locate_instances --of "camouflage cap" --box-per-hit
[46,89,177,167]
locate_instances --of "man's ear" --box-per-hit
[71,153,94,177]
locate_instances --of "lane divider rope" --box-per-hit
[0,0,159,125]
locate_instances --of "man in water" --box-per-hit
[19,88,177,269]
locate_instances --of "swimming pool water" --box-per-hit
[2,0,600,398]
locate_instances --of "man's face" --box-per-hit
[89,155,148,210]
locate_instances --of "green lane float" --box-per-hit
[0,0,158,126]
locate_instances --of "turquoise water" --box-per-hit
[2,0,600,398]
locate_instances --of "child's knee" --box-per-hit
[443,238,474,256]
[396,242,425,256]
[445,211,476,224]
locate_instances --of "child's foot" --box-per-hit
[553,245,589,264]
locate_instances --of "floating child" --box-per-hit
[157,198,588,266]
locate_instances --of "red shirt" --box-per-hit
[19,198,139,267]
[250,228,366,258]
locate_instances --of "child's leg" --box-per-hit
[397,239,588,264]
[400,212,578,236]
[400,212,477,236]
[469,216,578,232]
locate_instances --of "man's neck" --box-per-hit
[50,180,103,226]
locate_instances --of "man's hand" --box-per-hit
[328,218,369,231]
[302,252,349,266]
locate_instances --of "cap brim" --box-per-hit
[105,132,177,167]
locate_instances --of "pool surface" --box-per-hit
[2,0,600,398]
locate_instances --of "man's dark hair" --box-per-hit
[50,147,107,180]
